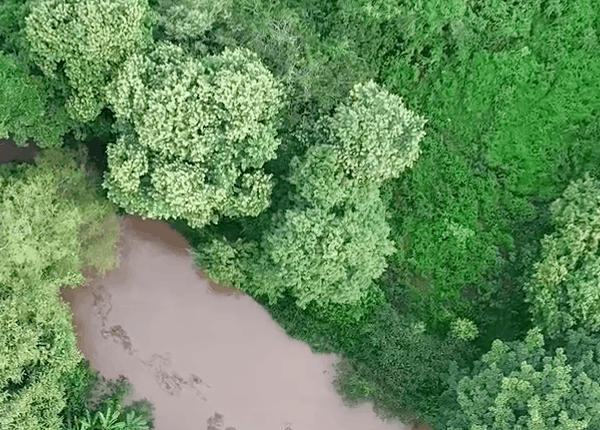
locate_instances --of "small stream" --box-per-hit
[61,216,408,430]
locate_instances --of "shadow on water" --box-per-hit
[0,139,40,164]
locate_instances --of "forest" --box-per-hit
[2,0,600,429]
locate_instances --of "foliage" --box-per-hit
[103,41,283,228]
[0,283,82,430]
[365,0,600,338]
[527,174,600,337]
[246,286,472,423]
[62,366,154,430]
[259,182,394,307]
[0,153,84,430]
[0,148,124,430]
[440,328,600,430]
[0,0,29,57]
[0,51,69,147]
[328,80,426,184]
[2,0,600,426]
[72,402,149,430]
[154,0,231,43]
[333,302,471,423]
[25,0,155,122]
[195,182,396,308]
[34,147,121,276]
[0,153,84,286]
[450,318,479,342]
[195,81,425,308]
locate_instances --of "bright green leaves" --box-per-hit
[450,318,479,341]
[105,136,149,196]
[442,328,600,430]
[527,174,600,337]
[103,41,283,228]
[0,286,82,430]
[0,160,83,287]
[196,81,425,308]
[155,0,231,43]
[0,149,116,430]
[261,184,395,307]
[287,144,349,209]
[329,81,426,184]
[25,0,155,122]
[72,401,150,430]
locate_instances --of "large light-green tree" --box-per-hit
[328,80,426,184]
[25,0,155,123]
[526,174,600,337]
[0,149,121,430]
[103,41,284,228]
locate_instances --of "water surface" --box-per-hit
[62,216,408,430]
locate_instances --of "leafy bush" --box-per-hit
[62,363,154,430]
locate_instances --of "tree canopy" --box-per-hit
[0,51,69,147]
[440,328,600,430]
[25,0,155,123]
[195,81,425,308]
[328,80,426,184]
[0,149,120,430]
[527,174,600,337]
[103,41,284,228]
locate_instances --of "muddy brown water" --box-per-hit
[61,216,409,430]
[0,139,39,164]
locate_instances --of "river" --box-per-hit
[61,215,409,430]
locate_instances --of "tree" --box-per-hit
[103,41,284,228]
[450,318,479,341]
[526,174,600,337]
[25,0,155,123]
[440,328,600,430]
[195,149,396,309]
[0,153,84,430]
[328,80,426,184]
[259,184,395,307]
[194,82,426,308]
[0,149,122,429]
[195,146,396,308]
[155,0,231,44]
[0,51,69,147]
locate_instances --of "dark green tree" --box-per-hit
[0,51,69,147]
